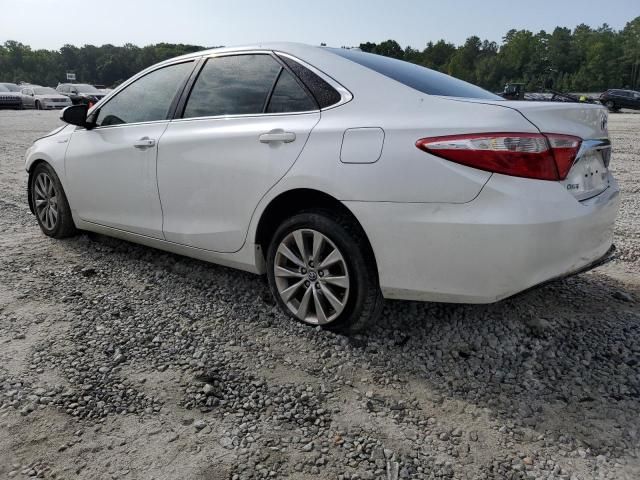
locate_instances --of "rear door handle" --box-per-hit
[259,130,296,144]
[133,137,156,149]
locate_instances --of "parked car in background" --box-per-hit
[0,84,23,109]
[94,84,112,94]
[25,43,619,332]
[600,89,640,112]
[56,83,106,106]
[20,86,73,109]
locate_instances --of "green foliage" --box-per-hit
[0,41,206,87]
[358,16,640,92]
[1,17,639,92]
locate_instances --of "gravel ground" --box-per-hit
[0,110,638,480]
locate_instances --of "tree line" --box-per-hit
[1,16,638,92]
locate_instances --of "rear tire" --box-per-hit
[605,100,616,111]
[266,209,383,334]
[30,163,78,239]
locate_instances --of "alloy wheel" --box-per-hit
[34,172,58,230]
[274,229,350,325]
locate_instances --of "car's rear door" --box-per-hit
[157,52,321,252]
[64,60,196,238]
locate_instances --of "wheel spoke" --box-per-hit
[322,275,349,288]
[277,243,305,268]
[44,208,52,229]
[35,199,47,208]
[292,230,307,265]
[36,177,46,198]
[295,286,313,319]
[319,283,345,312]
[280,278,305,303]
[312,288,329,325]
[311,231,323,264]
[46,175,54,195]
[275,266,304,278]
[319,248,341,269]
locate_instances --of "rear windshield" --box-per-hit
[328,48,501,100]
[73,84,100,93]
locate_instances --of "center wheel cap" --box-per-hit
[308,271,318,281]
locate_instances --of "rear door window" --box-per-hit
[328,48,501,100]
[266,69,317,113]
[183,54,281,118]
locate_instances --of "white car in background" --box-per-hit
[21,86,72,110]
[23,43,619,332]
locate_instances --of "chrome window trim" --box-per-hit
[171,110,320,124]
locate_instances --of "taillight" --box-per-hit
[416,133,581,181]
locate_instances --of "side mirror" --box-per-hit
[61,104,93,129]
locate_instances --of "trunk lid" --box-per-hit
[499,101,609,140]
[505,102,611,201]
[450,99,612,200]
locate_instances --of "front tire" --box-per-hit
[35,100,41,110]
[30,163,78,238]
[266,210,383,333]
[605,100,616,111]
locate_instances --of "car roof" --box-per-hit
[167,42,318,61]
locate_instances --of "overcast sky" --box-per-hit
[1,0,637,50]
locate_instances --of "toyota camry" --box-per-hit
[24,43,619,332]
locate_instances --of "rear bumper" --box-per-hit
[345,173,620,303]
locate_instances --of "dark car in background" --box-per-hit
[56,83,106,106]
[600,89,640,112]
[0,84,23,109]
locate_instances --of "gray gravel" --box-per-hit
[0,110,639,479]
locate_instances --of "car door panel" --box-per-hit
[157,113,320,252]
[65,123,168,238]
[22,90,35,108]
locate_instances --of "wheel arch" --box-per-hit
[254,188,378,271]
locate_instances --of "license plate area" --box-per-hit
[562,141,611,201]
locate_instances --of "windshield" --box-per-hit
[73,84,100,93]
[0,85,9,92]
[328,48,501,100]
[34,87,58,95]
[1,83,21,92]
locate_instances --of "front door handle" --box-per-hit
[259,130,296,144]
[133,137,156,149]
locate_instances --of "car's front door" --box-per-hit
[157,53,321,252]
[21,88,35,108]
[64,60,196,238]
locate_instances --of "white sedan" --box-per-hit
[24,43,619,332]
[21,86,72,110]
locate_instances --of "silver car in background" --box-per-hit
[20,86,73,110]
